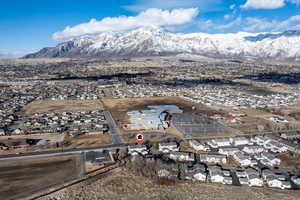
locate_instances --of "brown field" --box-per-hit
[277,153,300,168]
[40,169,300,200]
[64,134,112,148]
[0,153,84,200]
[24,100,104,114]
[190,132,233,138]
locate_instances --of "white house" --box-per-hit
[182,164,207,182]
[189,140,209,151]
[232,137,252,146]
[158,142,179,153]
[281,181,292,189]
[128,145,148,156]
[233,151,254,167]
[222,176,233,185]
[266,175,283,189]
[239,177,249,185]
[242,145,264,154]
[212,138,231,147]
[210,171,224,183]
[193,169,207,182]
[218,147,239,156]
[248,174,263,187]
[260,152,281,166]
[199,154,227,164]
[169,152,195,162]
[236,170,247,178]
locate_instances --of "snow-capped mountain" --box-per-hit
[24,27,300,60]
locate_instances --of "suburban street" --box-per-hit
[103,110,125,144]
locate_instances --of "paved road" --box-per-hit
[0,142,130,160]
[103,111,125,144]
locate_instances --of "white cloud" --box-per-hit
[230,4,236,9]
[216,17,242,30]
[287,0,300,4]
[275,15,300,30]
[243,15,300,32]
[123,0,222,12]
[200,20,214,30]
[244,18,277,31]
[198,17,242,31]
[241,0,285,9]
[224,14,231,20]
[53,8,199,40]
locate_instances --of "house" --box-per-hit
[232,151,254,167]
[158,142,179,153]
[222,176,233,185]
[208,166,223,183]
[251,136,269,145]
[239,177,249,185]
[248,174,263,187]
[210,170,224,183]
[235,170,247,178]
[222,169,231,177]
[281,132,300,140]
[281,181,292,189]
[212,138,231,147]
[260,152,281,166]
[0,128,5,136]
[263,140,288,153]
[181,163,207,182]
[232,137,252,146]
[262,169,274,180]
[218,147,239,156]
[266,175,283,189]
[198,154,227,164]
[189,140,209,151]
[128,145,148,156]
[242,145,264,154]
[169,152,195,162]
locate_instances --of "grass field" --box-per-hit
[0,153,84,200]
[24,100,104,114]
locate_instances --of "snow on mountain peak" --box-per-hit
[25,28,300,60]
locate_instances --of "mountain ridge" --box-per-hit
[24,27,300,60]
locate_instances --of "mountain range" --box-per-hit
[24,27,300,61]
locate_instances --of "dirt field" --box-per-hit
[40,169,300,200]
[0,153,84,200]
[64,134,113,148]
[24,100,103,114]
[277,153,300,168]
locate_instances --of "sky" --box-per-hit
[1,0,300,58]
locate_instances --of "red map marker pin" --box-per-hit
[135,132,144,145]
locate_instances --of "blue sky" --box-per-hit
[0,0,300,57]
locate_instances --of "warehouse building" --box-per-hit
[124,105,183,130]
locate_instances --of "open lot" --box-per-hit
[64,134,113,148]
[24,100,104,115]
[277,153,300,168]
[0,153,84,200]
